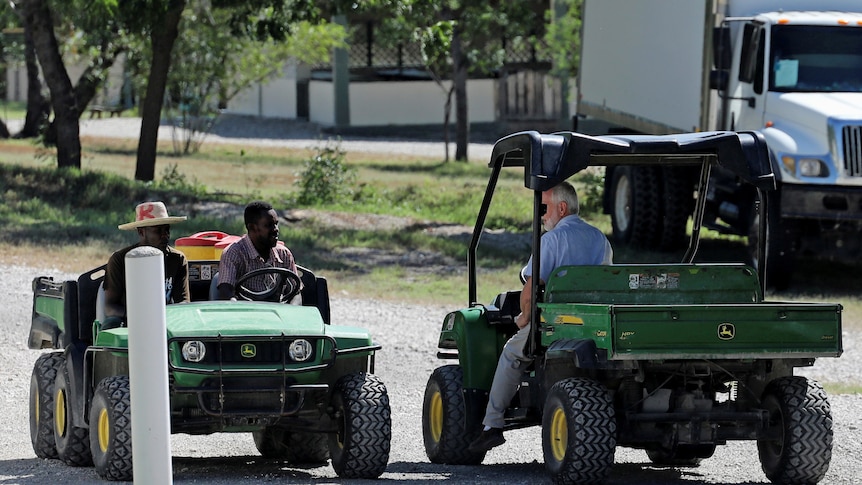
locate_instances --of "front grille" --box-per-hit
[203,341,291,364]
[841,125,862,176]
[170,334,337,376]
[173,337,320,366]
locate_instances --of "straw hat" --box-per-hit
[118,201,187,230]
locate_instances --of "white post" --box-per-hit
[125,246,173,484]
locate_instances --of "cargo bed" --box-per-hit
[540,264,843,360]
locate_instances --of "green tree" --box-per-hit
[0,2,47,139]
[375,1,543,162]
[131,0,332,180]
[541,0,582,124]
[11,0,328,176]
[12,0,124,168]
[127,7,343,155]
[125,0,187,181]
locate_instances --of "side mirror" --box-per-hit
[710,70,728,90]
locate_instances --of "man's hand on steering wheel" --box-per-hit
[234,267,302,303]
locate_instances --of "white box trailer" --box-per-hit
[577,0,862,288]
[578,0,713,134]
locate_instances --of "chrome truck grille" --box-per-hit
[841,125,862,177]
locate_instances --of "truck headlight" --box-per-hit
[289,339,313,362]
[182,341,206,362]
[798,158,826,177]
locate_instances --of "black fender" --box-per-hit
[540,339,606,405]
[29,314,62,350]
[545,338,601,369]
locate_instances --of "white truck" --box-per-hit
[577,0,862,288]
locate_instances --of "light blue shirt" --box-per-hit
[522,214,613,283]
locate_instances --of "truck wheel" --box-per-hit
[610,166,662,249]
[29,352,64,459]
[542,377,616,484]
[422,365,485,465]
[253,427,330,464]
[328,372,391,478]
[54,360,93,466]
[89,376,133,481]
[757,376,832,485]
[659,166,695,250]
[646,443,716,467]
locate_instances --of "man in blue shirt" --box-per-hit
[469,181,613,453]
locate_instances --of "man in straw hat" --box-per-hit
[103,201,191,324]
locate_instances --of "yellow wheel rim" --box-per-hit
[549,407,568,462]
[98,409,111,453]
[429,391,443,443]
[55,389,67,437]
[34,389,40,423]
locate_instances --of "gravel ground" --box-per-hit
[1,262,860,484]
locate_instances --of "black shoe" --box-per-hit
[468,428,505,453]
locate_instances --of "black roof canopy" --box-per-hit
[488,130,775,192]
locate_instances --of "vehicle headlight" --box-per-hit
[289,339,313,362]
[798,158,826,177]
[182,341,206,362]
[781,156,795,174]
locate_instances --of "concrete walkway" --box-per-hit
[70,115,496,161]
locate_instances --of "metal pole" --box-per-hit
[126,246,173,484]
[333,14,351,129]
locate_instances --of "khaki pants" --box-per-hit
[482,324,532,429]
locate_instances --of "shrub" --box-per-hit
[295,138,356,205]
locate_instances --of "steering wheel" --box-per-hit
[234,267,302,303]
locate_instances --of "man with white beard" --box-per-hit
[469,181,613,453]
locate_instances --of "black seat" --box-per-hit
[297,265,331,324]
[486,290,521,329]
[76,265,106,345]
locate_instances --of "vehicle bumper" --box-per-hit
[781,184,862,221]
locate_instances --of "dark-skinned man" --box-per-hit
[216,201,301,303]
[103,201,190,327]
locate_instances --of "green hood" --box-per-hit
[165,302,325,338]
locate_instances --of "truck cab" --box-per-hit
[577,0,862,287]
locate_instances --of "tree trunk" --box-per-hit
[18,20,50,139]
[135,0,186,182]
[443,87,453,163]
[451,29,470,162]
[73,45,123,113]
[18,0,81,169]
[43,44,122,145]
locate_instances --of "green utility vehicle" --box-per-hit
[28,256,390,481]
[422,130,843,484]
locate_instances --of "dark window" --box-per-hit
[770,25,862,93]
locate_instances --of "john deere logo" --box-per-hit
[718,323,735,340]
[240,344,257,358]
